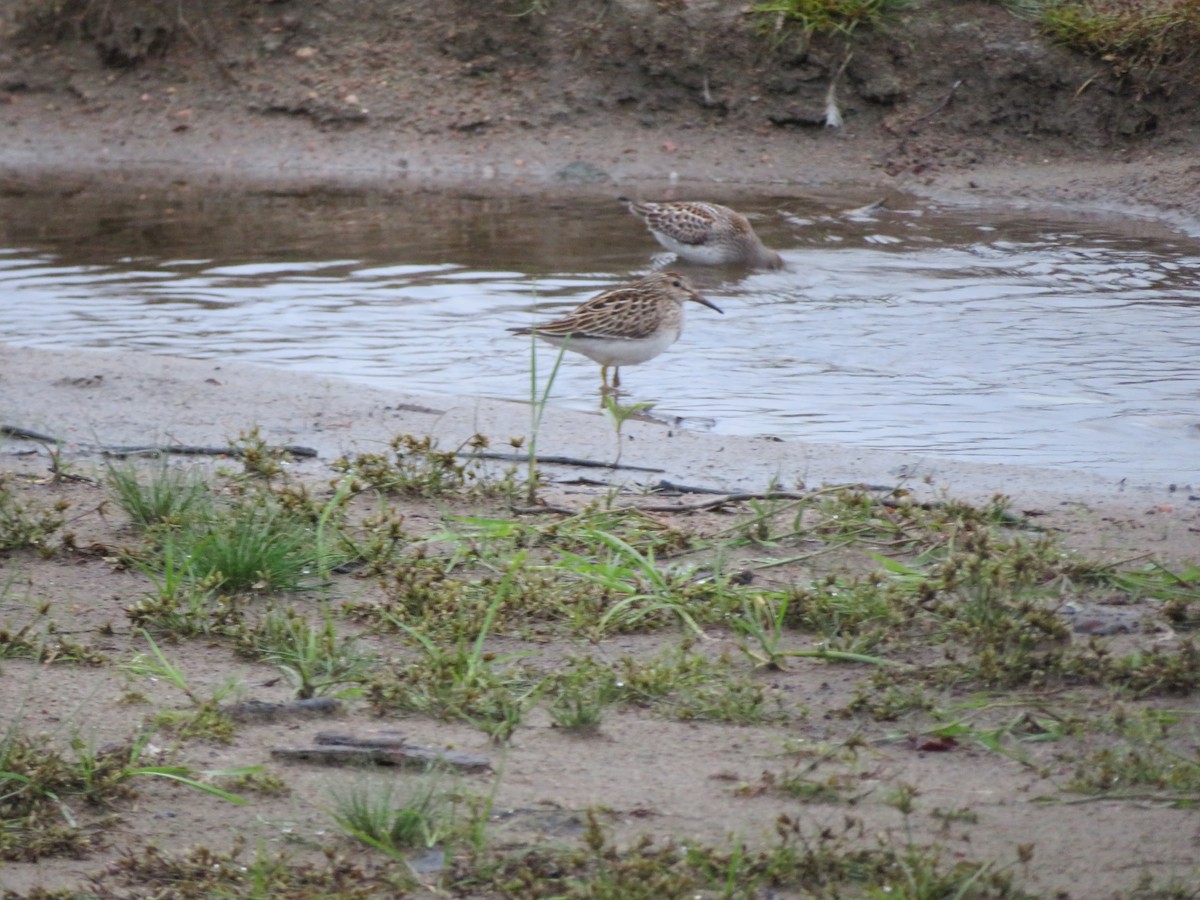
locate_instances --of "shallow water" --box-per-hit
[1,188,1198,482]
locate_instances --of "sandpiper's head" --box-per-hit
[754,246,785,270]
[649,271,724,314]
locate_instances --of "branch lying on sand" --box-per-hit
[271,731,492,772]
[2,424,662,472]
[460,450,665,473]
[1,424,317,459]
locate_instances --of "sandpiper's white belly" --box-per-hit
[652,232,739,265]
[538,326,681,367]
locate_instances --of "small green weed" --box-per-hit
[541,658,620,733]
[602,393,655,466]
[230,426,291,480]
[1067,742,1200,799]
[0,474,67,556]
[613,644,788,724]
[368,583,539,742]
[522,336,568,504]
[123,631,239,742]
[563,527,710,638]
[85,837,404,897]
[332,433,517,500]
[235,608,376,699]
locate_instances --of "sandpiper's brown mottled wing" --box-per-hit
[519,288,670,341]
[634,201,730,246]
[620,198,784,269]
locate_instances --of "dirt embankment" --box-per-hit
[1,0,1199,227]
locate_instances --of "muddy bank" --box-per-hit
[0,0,1198,234]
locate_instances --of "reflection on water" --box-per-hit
[1,188,1198,481]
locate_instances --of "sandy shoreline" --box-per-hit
[4,342,1197,568]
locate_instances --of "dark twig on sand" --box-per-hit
[272,731,491,772]
[1,424,317,459]
[460,450,664,473]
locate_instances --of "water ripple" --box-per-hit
[1,192,1197,481]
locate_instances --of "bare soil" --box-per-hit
[1,1,1199,896]
[1,351,1198,898]
[1,0,1199,227]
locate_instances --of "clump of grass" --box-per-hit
[931,532,1073,688]
[218,769,290,797]
[230,425,292,480]
[182,501,322,594]
[105,461,212,532]
[840,669,935,721]
[113,458,362,635]
[739,741,868,804]
[348,505,710,643]
[753,0,910,46]
[0,727,131,861]
[546,675,616,734]
[1065,708,1200,800]
[1035,0,1200,77]
[329,772,457,858]
[366,643,535,742]
[0,594,109,665]
[723,485,1200,699]
[1067,639,1200,696]
[1068,744,1200,797]
[125,492,338,627]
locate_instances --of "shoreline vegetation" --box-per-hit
[1,345,1197,896]
[2,0,1199,894]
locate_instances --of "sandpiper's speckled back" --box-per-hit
[507,271,722,371]
[622,199,784,270]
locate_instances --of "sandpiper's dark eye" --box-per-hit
[671,279,682,288]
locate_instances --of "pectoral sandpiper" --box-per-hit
[620,198,784,270]
[507,271,723,390]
